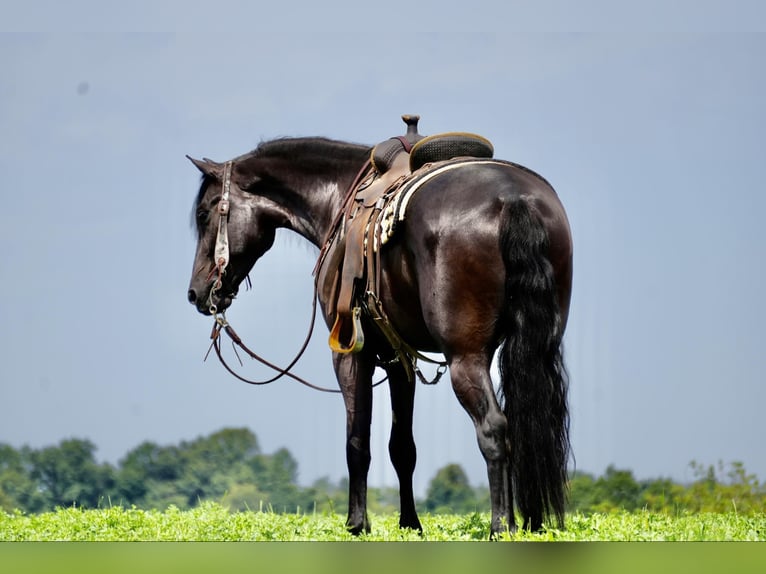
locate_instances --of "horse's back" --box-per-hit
[405,160,570,264]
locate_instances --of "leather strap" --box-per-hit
[214,161,233,274]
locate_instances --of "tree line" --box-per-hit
[1,428,763,515]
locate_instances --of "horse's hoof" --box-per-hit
[346,519,371,536]
[399,518,423,535]
[489,520,517,540]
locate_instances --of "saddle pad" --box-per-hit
[378,158,510,249]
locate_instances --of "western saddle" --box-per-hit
[314,115,494,382]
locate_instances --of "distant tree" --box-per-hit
[0,444,39,511]
[120,441,183,482]
[592,465,641,512]
[677,461,766,513]
[367,486,400,514]
[22,429,762,519]
[423,463,479,514]
[116,428,262,510]
[249,447,303,512]
[568,466,644,513]
[28,439,115,509]
[301,476,348,514]
[220,482,270,512]
[0,486,12,511]
[567,470,599,512]
[115,441,185,508]
[201,427,261,465]
[639,476,684,512]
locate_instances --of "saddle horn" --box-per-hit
[402,114,420,134]
[400,114,424,147]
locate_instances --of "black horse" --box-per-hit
[186,125,572,537]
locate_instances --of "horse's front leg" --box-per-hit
[333,348,376,535]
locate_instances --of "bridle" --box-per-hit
[202,160,345,392]
[207,161,233,316]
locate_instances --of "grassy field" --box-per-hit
[3,504,765,574]
[1,501,764,541]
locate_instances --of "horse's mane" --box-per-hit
[191,137,371,232]
[248,136,370,166]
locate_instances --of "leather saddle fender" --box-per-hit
[324,151,410,353]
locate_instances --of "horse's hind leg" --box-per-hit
[333,350,375,535]
[449,353,515,537]
[385,360,422,532]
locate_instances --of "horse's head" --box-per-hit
[186,156,276,315]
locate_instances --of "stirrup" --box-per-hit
[328,306,365,353]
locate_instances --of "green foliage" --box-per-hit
[0,429,358,516]
[567,461,766,515]
[1,429,764,523]
[675,461,765,514]
[1,503,764,541]
[0,439,116,512]
[423,463,486,514]
[568,466,644,513]
[0,444,39,512]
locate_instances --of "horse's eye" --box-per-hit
[196,209,210,228]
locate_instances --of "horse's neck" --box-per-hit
[250,143,367,246]
[287,178,347,247]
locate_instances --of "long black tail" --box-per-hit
[499,199,570,530]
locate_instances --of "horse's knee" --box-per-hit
[476,409,509,461]
[449,357,508,459]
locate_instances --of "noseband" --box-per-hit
[208,160,233,314]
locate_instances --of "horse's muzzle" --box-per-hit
[187,285,234,315]
[186,286,212,315]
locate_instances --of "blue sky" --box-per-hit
[1,3,765,496]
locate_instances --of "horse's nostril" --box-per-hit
[187,289,197,304]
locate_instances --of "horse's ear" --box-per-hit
[186,155,221,176]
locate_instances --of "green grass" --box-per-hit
[1,502,764,541]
